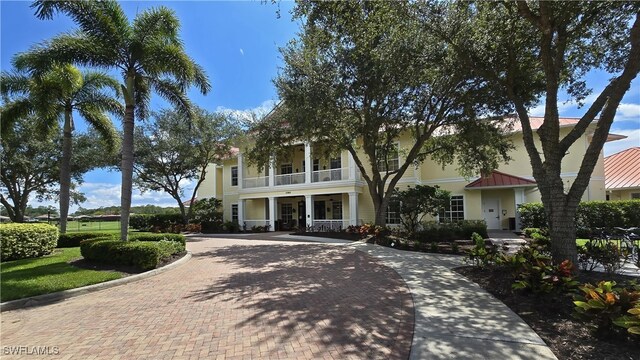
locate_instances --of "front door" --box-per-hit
[483,197,501,230]
[298,201,306,228]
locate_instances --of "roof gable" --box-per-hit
[466,170,537,189]
[605,147,640,190]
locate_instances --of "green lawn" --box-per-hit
[0,248,122,302]
[64,220,121,233]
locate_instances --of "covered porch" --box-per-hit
[465,171,538,231]
[238,192,360,232]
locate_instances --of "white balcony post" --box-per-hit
[348,151,357,180]
[349,192,358,226]
[238,199,245,227]
[268,197,276,232]
[514,188,526,231]
[237,152,244,189]
[268,155,275,187]
[305,194,314,228]
[304,142,312,183]
[211,164,217,199]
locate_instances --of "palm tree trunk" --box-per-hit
[120,103,135,241]
[59,108,73,234]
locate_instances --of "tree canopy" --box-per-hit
[246,0,513,225]
[133,107,239,224]
[428,1,640,263]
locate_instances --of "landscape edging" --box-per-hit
[0,251,192,312]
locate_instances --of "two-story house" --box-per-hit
[197,117,625,231]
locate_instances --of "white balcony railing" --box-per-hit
[312,168,349,182]
[243,176,269,189]
[275,172,305,186]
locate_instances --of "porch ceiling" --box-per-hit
[465,170,537,190]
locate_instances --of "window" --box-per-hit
[632,193,640,199]
[386,200,401,225]
[231,204,239,223]
[330,158,341,169]
[231,166,238,186]
[313,159,320,171]
[439,195,464,222]
[280,163,293,174]
[281,204,293,222]
[377,144,399,172]
[332,201,343,220]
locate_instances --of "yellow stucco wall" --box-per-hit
[198,123,610,225]
[608,189,640,201]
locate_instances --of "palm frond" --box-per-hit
[1,99,34,137]
[134,76,151,120]
[147,77,193,119]
[132,6,180,45]
[76,105,119,152]
[140,43,211,95]
[13,31,119,73]
[76,92,124,120]
[31,0,129,52]
[0,71,32,97]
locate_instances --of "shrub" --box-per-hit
[345,223,390,239]
[222,221,240,233]
[574,281,640,337]
[128,233,186,246]
[519,200,640,231]
[129,213,185,233]
[1,223,58,261]
[578,240,626,274]
[57,232,115,248]
[414,220,488,242]
[466,232,491,268]
[190,198,223,228]
[80,238,185,271]
[613,304,640,336]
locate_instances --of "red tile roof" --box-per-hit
[604,147,640,190]
[465,170,537,189]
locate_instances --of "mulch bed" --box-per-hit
[455,266,640,360]
[69,251,187,275]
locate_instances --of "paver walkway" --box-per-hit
[1,238,413,359]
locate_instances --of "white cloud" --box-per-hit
[604,128,640,156]
[215,99,278,125]
[239,48,244,56]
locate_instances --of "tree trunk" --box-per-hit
[120,102,135,241]
[59,108,73,234]
[547,203,578,265]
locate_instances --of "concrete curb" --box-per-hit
[0,251,192,312]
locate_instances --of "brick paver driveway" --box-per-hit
[1,237,414,359]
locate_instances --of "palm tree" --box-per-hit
[1,64,122,233]
[15,0,211,240]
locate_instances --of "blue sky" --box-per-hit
[1,1,639,212]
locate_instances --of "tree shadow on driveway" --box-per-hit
[187,244,414,359]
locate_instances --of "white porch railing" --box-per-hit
[243,176,269,189]
[310,219,350,231]
[243,219,271,231]
[312,168,349,182]
[275,172,305,186]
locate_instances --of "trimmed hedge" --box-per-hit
[1,223,58,261]
[80,238,185,271]
[129,213,184,232]
[413,220,488,242]
[519,200,640,231]
[57,232,115,248]
[128,233,186,246]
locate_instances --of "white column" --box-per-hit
[268,197,276,232]
[238,199,245,228]
[237,152,244,189]
[304,142,312,183]
[305,194,314,228]
[348,151,357,180]
[212,164,217,199]
[349,192,358,226]
[514,188,526,231]
[268,155,275,187]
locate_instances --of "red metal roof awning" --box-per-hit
[465,170,537,189]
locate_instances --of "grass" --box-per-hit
[0,248,122,302]
[63,220,121,233]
